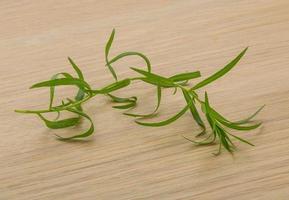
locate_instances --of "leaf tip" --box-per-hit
[29,84,36,89]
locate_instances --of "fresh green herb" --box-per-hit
[124,86,161,118]
[191,47,248,90]
[15,29,263,155]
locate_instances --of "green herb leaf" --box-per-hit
[182,134,215,145]
[112,101,136,109]
[31,78,91,90]
[108,94,137,103]
[109,52,151,73]
[16,30,263,155]
[227,132,254,146]
[192,47,248,90]
[124,86,161,118]
[68,57,84,80]
[169,71,201,82]
[233,105,265,124]
[135,99,191,127]
[182,89,206,135]
[95,79,131,94]
[49,72,74,109]
[37,113,80,129]
[68,57,86,101]
[105,28,118,81]
[131,67,175,87]
[210,109,262,130]
[219,119,262,131]
[108,94,137,109]
[56,108,94,140]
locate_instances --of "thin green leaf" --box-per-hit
[203,92,217,133]
[203,92,212,115]
[219,120,262,131]
[109,52,151,73]
[169,71,201,82]
[192,47,248,90]
[105,28,118,81]
[112,101,136,109]
[108,94,137,103]
[205,92,261,130]
[210,109,262,130]
[56,108,94,140]
[213,143,222,156]
[211,106,264,126]
[216,125,235,151]
[108,94,137,109]
[31,78,91,90]
[219,132,233,153]
[105,29,115,58]
[95,79,131,94]
[124,86,161,118]
[49,72,74,109]
[131,67,175,87]
[37,113,80,129]
[233,105,265,124]
[67,57,86,101]
[227,132,254,146]
[65,98,83,111]
[182,134,215,145]
[135,100,191,127]
[68,57,84,80]
[172,87,178,95]
[182,89,206,135]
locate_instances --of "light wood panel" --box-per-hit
[1,0,289,199]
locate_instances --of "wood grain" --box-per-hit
[1,0,289,199]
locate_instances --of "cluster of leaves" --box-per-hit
[15,29,264,154]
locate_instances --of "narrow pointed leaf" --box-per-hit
[233,105,265,124]
[172,87,178,95]
[124,86,161,118]
[211,105,264,125]
[56,108,94,140]
[68,57,86,101]
[182,89,206,134]
[220,120,262,131]
[31,78,91,90]
[217,126,235,149]
[192,47,248,90]
[112,101,136,109]
[135,100,191,127]
[68,57,84,80]
[96,79,131,94]
[49,72,74,109]
[109,52,151,72]
[108,94,137,103]
[183,134,215,145]
[131,67,175,87]
[204,92,211,114]
[228,132,254,146]
[211,108,262,130]
[105,28,118,80]
[169,71,201,82]
[37,113,80,129]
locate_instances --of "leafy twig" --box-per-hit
[15,29,264,155]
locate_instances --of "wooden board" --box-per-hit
[1,0,289,199]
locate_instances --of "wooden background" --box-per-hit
[1,0,289,199]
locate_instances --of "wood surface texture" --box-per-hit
[1,0,289,199]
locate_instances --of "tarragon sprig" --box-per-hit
[15,29,264,154]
